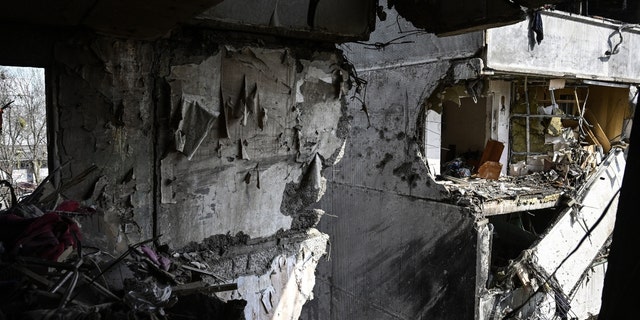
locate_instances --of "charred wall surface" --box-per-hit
[301,3,485,319]
[305,185,477,320]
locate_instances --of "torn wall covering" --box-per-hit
[160,46,348,245]
[48,29,349,320]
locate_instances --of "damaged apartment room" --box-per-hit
[410,9,639,317]
[430,74,635,318]
[0,0,378,319]
[0,1,639,320]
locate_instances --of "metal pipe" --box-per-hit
[524,77,531,165]
[50,258,83,294]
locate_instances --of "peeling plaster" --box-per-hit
[158,45,348,247]
[161,154,299,241]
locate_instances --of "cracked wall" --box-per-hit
[300,2,486,319]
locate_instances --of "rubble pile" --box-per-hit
[0,179,243,320]
[441,171,568,212]
[439,123,628,213]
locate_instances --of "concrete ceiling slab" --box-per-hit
[0,0,223,39]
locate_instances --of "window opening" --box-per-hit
[509,79,589,172]
[0,66,47,207]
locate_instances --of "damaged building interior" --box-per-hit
[0,0,638,319]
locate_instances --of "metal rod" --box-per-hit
[59,271,80,308]
[511,151,547,155]
[50,258,83,294]
[524,77,531,165]
[510,114,580,119]
[80,274,122,301]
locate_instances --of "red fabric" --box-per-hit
[15,213,81,261]
[55,200,81,213]
[1,212,81,261]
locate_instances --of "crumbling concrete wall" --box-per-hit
[300,2,486,319]
[48,27,349,319]
[50,37,157,253]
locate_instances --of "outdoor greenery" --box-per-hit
[0,66,47,188]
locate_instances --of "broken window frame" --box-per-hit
[508,77,593,172]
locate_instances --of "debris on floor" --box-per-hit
[0,178,241,320]
[438,116,628,216]
[477,148,626,320]
[442,157,474,178]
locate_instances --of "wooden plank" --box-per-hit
[478,139,504,171]
[581,122,600,147]
[584,109,612,153]
[477,161,502,180]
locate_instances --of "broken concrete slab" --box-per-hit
[477,149,625,319]
[215,229,329,320]
[442,172,566,216]
[529,150,624,294]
